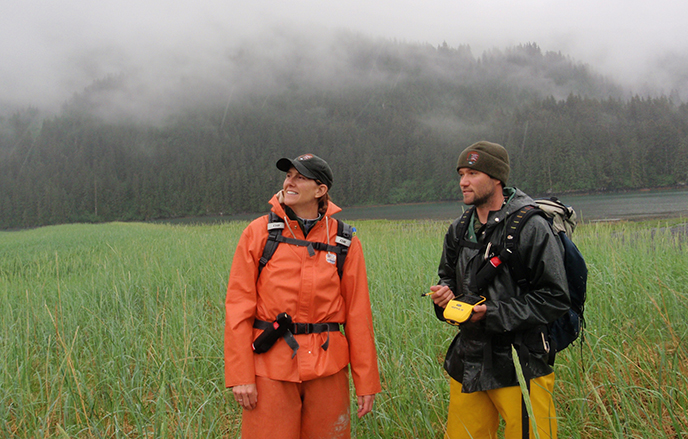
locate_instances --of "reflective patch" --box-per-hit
[335,236,351,247]
[267,222,285,231]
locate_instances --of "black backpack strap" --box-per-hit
[334,219,353,278]
[501,205,546,289]
[258,212,285,277]
[521,377,531,439]
[272,234,343,256]
[456,207,482,250]
[258,214,353,279]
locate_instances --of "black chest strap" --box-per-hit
[258,212,353,278]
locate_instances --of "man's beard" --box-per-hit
[465,188,495,207]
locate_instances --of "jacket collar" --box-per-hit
[482,187,536,231]
[268,191,342,220]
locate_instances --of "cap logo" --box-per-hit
[297,154,314,161]
[467,152,480,165]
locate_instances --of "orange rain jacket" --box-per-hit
[224,193,381,397]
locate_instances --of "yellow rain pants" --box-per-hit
[445,372,558,439]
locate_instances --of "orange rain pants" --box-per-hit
[445,372,558,439]
[241,368,351,439]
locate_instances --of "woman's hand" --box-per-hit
[232,384,258,410]
[357,394,376,418]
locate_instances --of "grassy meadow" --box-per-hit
[1,218,687,438]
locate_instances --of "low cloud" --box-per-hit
[2,0,687,117]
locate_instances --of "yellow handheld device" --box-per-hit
[443,296,486,326]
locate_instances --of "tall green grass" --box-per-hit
[1,223,242,438]
[552,221,688,438]
[1,219,686,438]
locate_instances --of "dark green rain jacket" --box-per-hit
[435,188,570,393]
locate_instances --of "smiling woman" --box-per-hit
[223,153,381,439]
[281,168,326,218]
[277,154,332,220]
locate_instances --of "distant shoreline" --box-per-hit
[150,187,688,225]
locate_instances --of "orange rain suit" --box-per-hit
[224,194,381,431]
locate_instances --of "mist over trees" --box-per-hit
[1,35,687,229]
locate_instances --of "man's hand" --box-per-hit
[429,285,455,308]
[470,304,487,322]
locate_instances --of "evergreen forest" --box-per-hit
[2,35,688,229]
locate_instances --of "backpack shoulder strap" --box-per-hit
[456,207,482,250]
[258,214,353,279]
[257,212,285,277]
[501,205,547,288]
[334,219,354,278]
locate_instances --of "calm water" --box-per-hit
[161,188,688,225]
[336,188,688,223]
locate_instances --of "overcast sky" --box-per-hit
[3,0,687,112]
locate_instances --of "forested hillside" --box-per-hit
[1,36,687,229]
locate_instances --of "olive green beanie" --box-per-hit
[456,141,510,185]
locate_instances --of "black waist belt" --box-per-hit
[291,322,341,335]
[254,319,341,358]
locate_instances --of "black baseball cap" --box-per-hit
[276,153,334,189]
